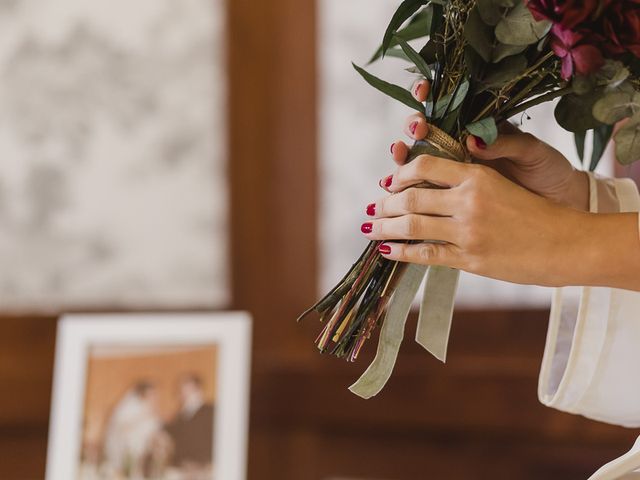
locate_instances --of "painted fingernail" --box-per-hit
[361,222,373,234]
[474,135,487,150]
[410,121,418,135]
[366,203,376,216]
[384,175,393,188]
[414,83,422,97]
[379,243,392,255]
[390,142,396,154]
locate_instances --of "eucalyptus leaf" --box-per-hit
[592,91,640,125]
[382,0,429,58]
[433,80,469,118]
[482,55,527,88]
[464,7,493,63]
[555,92,603,132]
[615,115,640,165]
[466,117,498,145]
[477,0,503,26]
[495,1,551,46]
[394,35,432,80]
[352,63,425,114]
[492,42,527,63]
[590,124,614,171]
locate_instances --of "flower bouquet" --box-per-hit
[299,0,640,398]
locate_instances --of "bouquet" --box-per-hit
[299,0,640,398]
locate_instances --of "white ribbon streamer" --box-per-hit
[416,266,460,363]
[349,264,427,399]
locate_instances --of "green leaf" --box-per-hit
[492,42,527,63]
[352,63,425,114]
[394,35,432,80]
[433,80,469,118]
[482,55,528,88]
[555,92,603,132]
[464,7,493,62]
[477,0,503,26]
[592,90,640,125]
[615,115,640,165]
[370,9,432,63]
[590,124,614,171]
[495,1,551,46]
[574,130,586,164]
[381,0,429,58]
[466,117,498,145]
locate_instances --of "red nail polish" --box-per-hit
[366,203,376,216]
[414,84,422,97]
[390,142,396,154]
[474,136,487,149]
[384,175,393,188]
[410,121,418,135]
[379,244,391,255]
[361,222,373,234]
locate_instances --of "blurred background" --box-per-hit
[1,0,639,479]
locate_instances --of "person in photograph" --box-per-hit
[102,380,163,479]
[165,373,215,471]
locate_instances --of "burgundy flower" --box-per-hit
[550,25,604,79]
[526,0,611,29]
[602,0,640,58]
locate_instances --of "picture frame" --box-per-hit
[46,312,252,480]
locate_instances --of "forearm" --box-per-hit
[568,212,640,291]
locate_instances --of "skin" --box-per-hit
[363,79,640,291]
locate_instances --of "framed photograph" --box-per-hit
[46,312,252,480]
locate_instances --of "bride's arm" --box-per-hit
[362,153,640,291]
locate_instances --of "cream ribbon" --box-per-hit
[349,126,465,399]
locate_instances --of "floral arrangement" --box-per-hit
[299,0,640,398]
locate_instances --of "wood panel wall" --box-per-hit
[0,1,638,479]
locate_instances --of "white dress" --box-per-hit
[538,173,640,479]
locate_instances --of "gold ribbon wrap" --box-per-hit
[349,127,466,399]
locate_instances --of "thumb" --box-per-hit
[466,131,548,166]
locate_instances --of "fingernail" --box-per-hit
[390,142,396,154]
[474,136,487,150]
[384,175,393,188]
[414,83,422,97]
[366,203,376,216]
[379,243,392,255]
[361,222,373,234]
[410,121,418,135]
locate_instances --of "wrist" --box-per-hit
[568,212,640,290]
[562,170,590,211]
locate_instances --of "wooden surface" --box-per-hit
[0,1,638,479]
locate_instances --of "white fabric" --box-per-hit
[538,173,640,480]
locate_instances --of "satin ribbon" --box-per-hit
[349,264,460,399]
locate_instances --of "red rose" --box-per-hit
[551,24,604,79]
[602,0,640,58]
[526,0,611,29]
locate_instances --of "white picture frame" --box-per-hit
[46,312,252,480]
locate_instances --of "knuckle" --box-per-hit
[401,215,421,237]
[400,188,421,213]
[418,243,440,263]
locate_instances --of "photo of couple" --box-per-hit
[78,345,218,480]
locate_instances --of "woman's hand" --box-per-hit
[363,155,592,286]
[391,79,590,211]
[364,153,640,290]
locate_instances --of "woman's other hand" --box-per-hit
[390,79,590,211]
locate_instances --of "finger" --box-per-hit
[378,241,460,268]
[466,130,549,165]
[382,154,473,192]
[368,187,456,218]
[360,214,456,243]
[404,113,429,141]
[390,140,409,166]
[411,79,430,102]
